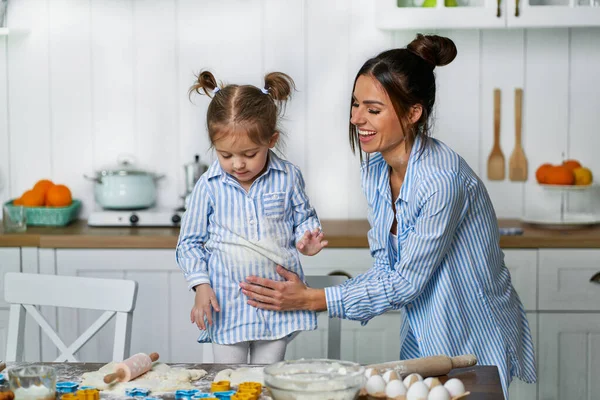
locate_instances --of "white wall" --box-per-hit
[1,0,599,220]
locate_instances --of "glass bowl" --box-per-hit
[8,365,56,400]
[264,359,365,400]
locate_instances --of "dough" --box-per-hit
[79,362,207,395]
[213,367,264,385]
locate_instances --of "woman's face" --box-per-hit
[350,74,406,156]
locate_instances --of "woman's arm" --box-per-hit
[241,265,328,311]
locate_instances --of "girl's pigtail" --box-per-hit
[263,72,295,107]
[189,70,220,99]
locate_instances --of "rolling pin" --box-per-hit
[0,362,5,373]
[104,352,159,383]
[366,354,477,378]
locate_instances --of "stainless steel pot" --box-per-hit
[85,156,164,210]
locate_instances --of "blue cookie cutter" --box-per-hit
[125,388,151,397]
[175,389,201,399]
[0,373,5,384]
[191,394,218,399]
[211,390,237,399]
[79,386,96,390]
[56,381,79,394]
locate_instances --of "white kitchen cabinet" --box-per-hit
[538,313,600,400]
[509,312,538,400]
[54,249,210,363]
[538,249,600,311]
[504,250,538,312]
[374,0,600,29]
[506,0,600,27]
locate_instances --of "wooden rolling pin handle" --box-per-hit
[103,368,125,384]
[0,362,6,373]
[149,352,159,362]
[451,354,477,368]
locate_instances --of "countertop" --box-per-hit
[0,362,504,400]
[2,219,600,249]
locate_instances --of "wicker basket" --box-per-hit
[4,199,82,226]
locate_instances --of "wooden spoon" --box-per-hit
[509,88,528,181]
[487,88,505,181]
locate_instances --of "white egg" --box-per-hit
[385,379,407,398]
[383,369,399,383]
[443,378,466,397]
[423,377,434,388]
[403,373,424,388]
[364,367,375,378]
[406,380,429,400]
[365,374,386,395]
[427,385,451,400]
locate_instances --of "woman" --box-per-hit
[239,34,536,399]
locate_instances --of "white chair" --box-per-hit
[4,272,138,362]
[305,274,349,360]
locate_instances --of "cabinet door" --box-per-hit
[55,249,210,363]
[538,250,600,311]
[374,0,506,30]
[503,250,537,312]
[538,313,600,400]
[508,312,538,400]
[506,0,600,27]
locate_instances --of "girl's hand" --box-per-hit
[296,228,328,256]
[190,284,221,330]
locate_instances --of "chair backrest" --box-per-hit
[4,272,138,362]
[305,274,348,360]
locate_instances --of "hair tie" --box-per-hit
[213,86,220,94]
[261,87,269,95]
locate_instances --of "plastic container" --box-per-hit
[264,359,365,400]
[3,199,81,226]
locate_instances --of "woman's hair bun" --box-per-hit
[407,34,457,67]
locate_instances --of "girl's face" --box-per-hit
[350,74,407,157]
[213,126,278,189]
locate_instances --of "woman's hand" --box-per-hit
[296,228,328,256]
[240,265,326,312]
[190,284,220,330]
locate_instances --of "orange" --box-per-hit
[535,163,553,184]
[573,167,593,186]
[20,190,45,207]
[45,184,72,207]
[545,165,575,185]
[12,197,23,206]
[562,159,582,172]
[33,179,54,195]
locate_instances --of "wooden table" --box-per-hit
[1,363,504,399]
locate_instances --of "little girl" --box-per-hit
[176,70,328,364]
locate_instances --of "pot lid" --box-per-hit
[96,155,155,177]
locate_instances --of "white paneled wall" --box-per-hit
[1,0,600,220]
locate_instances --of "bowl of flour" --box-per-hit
[264,359,365,400]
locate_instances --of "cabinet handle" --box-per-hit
[497,0,501,17]
[328,271,353,279]
[515,0,520,16]
[590,272,600,284]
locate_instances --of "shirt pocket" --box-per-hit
[262,191,286,219]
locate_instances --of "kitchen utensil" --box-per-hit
[85,155,164,210]
[104,352,159,384]
[0,362,5,373]
[509,88,528,181]
[8,365,56,400]
[487,89,505,181]
[182,154,208,210]
[264,359,364,400]
[515,0,520,16]
[366,354,477,377]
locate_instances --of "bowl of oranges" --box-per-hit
[535,159,593,190]
[4,179,81,226]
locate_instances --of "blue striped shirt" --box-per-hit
[324,135,536,399]
[176,151,319,344]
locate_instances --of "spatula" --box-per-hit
[487,88,505,180]
[509,88,528,181]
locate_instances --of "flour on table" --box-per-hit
[213,367,264,385]
[79,362,207,395]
